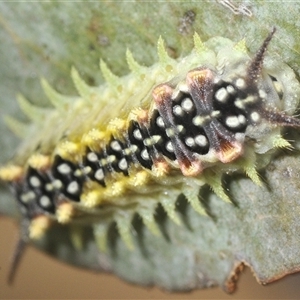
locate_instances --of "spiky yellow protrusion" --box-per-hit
[183,185,207,215]
[107,118,127,139]
[93,223,108,252]
[273,135,293,149]
[205,170,231,203]
[115,212,134,250]
[17,94,48,123]
[3,115,29,138]
[157,36,174,73]
[139,206,161,236]
[29,215,51,240]
[193,32,207,54]
[104,181,126,198]
[0,165,23,182]
[126,49,144,75]
[80,188,104,208]
[236,148,262,186]
[128,107,149,123]
[28,154,51,171]
[100,59,123,93]
[152,161,170,178]
[71,67,93,100]
[128,171,149,188]
[81,180,108,207]
[81,128,107,151]
[69,225,84,250]
[55,140,81,162]
[245,166,261,186]
[160,198,181,225]
[234,38,248,53]
[41,78,73,111]
[56,202,75,224]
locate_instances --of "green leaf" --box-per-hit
[1,1,300,293]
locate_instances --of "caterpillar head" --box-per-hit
[152,28,300,176]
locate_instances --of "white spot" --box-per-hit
[118,158,128,171]
[193,116,205,126]
[111,140,122,152]
[166,141,174,152]
[101,157,108,166]
[67,181,79,195]
[173,105,183,116]
[87,152,98,162]
[144,138,152,146]
[185,137,195,147]
[145,135,161,146]
[171,88,181,100]
[95,169,104,181]
[83,166,92,174]
[166,127,176,138]
[141,148,150,160]
[213,77,221,84]
[244,95,256,104]
[238,114,247,124]
[225,116,240,128]
[101,158,107,166]
[235,95,257,108]
[172,83,189,99]
[39,195,51,208]
[57,163,71,175]
[259,89,267,99]
[178,82,189,93]
[126,145,138,154]
[273,81,283,95]
[74,169,82,177]
[226,85,235,94]
[211,110,221,118]
[52,179,62,189]
[151,135,162,144]
[45,183,53,192]
[107,155,116,164]
[156,116,165,128]
[177,125,184,133]
[29,176,41,188]
[250,111,260,122]
[215,87,229,102]
[182,98,194,112]
[234,99,244,109]
[195,135,208,147]
[133,128,142,140]
[20,191,35,203]
[235,78,246,89]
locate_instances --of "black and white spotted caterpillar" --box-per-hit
[1,28,300,282]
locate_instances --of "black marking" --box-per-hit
[212,81,248,133]
[106,137,129,175]
[26,167,55,214]
[128,121,154,169]
[171,92,210,155]
[83,148,106,187]
[149,110,176,161]
[52,155,84,202]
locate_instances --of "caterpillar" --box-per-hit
[1,28,300,283]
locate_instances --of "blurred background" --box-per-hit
[1,217,300,299]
